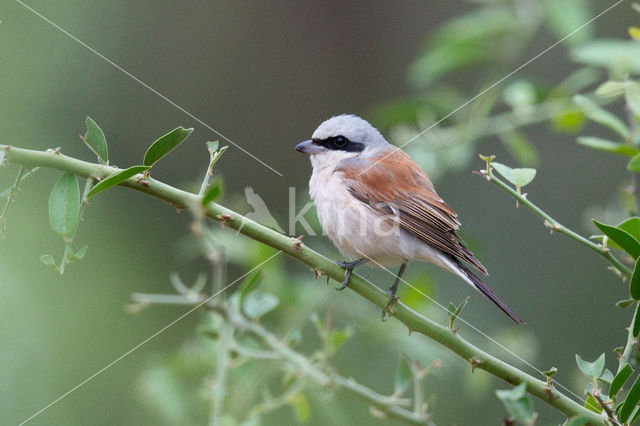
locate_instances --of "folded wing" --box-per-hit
[335,147,487,275]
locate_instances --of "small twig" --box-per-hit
[0,165,26,238]
[481,172,632,278]
[58,177,94,274]
[224,305,430,424]
[592,389,619,426]
[210,323,233,426]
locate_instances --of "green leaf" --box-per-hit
[617,218,640,241]
[634,305,640,337]
[575,353,605,379]
[625,82,640,118]
[617,299,636,308]
[68,245,88,262]
[242,291,279,319]
[39,254,56,266]
[143,126,194,167]
[593,219,640,259]
[83,116,108,164]
[542,367,558,378]
[577,137,639,157]
[584,393,602,414]
[495,383,535,423]
[610,364,633,398]
[394,355,412,395]
[48,173,79,236]
[210,146,229,170]
[595,81,628,98]
[599,368,614,383]
[289,392,311,423]
[328,327,353,356]
[619,375,640,422]
[448,296,469,330]
[502,80,537,109]
[87,166,150,198]
[551,108,586,133]
[573,94,629,138]
[631,257,640,300]
[543,0,592,46]
[238,272,263,305]
[629,155,640,173]
[571,39,640,76]
[206,141,219,154]
[492,162,536,188]
[202,179,223,206]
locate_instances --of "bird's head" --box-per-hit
[295,114,388,169]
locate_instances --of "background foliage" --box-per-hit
[2,0,640,424]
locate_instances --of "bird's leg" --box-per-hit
[334,258,367,290]
[384,262,407,313]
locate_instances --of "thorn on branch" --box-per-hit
[543,220,560,233]
[216,214,233,227]
[470,357,482,373]
[291,235,303,250]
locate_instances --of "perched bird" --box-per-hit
[295,114,523,323]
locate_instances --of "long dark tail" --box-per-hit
[447,257,524,324]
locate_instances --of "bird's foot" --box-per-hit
[381,289,399,321]
[336,268,352,291]
[334,258,367,291]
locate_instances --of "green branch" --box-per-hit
[479,169,633,278]
[222,304,428,424]
[0,144,603,425]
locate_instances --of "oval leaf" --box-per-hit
[242,291,279,319]
[634,304,640,337]
[49,173,79,236]
[39,254,56,266]
[631,258,640,300]
[143,126,194,167]
[629,155,640,173]
[394,355,412,394]
[84,116,108,164]
[625,83,640,118]
[618,217,640,240]
[593,219,640,259]
[575,353,605,379]
[573,94,630,139]
[619,375,640,422]
[610,364,633,398]
[577,137,639,157]
[492,162,536,187]
[201,179,223,206]
[87,166,150,198]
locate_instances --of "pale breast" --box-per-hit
[309,166,405,263]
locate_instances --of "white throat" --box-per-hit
[309,150,359,171]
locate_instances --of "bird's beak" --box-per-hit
[295,140,325,155]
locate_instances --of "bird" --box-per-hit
[295,114,523,323]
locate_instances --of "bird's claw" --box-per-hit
[335,268,352,291]
[381,290,399,320]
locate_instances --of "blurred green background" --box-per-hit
[1,0,638,424]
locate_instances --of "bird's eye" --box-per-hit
[334,136,347,148]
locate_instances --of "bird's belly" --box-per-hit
[309,168,404,264]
